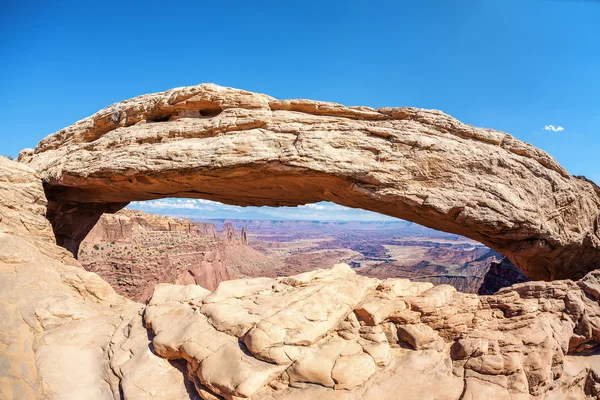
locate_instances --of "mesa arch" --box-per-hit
[19,84,600,281]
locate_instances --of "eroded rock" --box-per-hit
[18,84,600,280]
[79,209,235,301]
[0,158,199,400]
[3,79,600,399]
[142,261,600,399]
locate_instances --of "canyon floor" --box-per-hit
[203,218,508,293]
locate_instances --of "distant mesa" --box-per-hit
[79,209,257,301]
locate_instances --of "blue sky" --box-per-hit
[2,0,599,220]
[128,199,397,221]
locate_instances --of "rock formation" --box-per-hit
[220,222,237,245]
[241,226,249,245]
[5,84,600,399]
[478,256,529,295]
[79,209,231,301]
[84,209,217,243]
[3,155,600,399]
[0,157,192,399]
[18,84,600,280]
[356,247,502,293]
[145,263,600,399]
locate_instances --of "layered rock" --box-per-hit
[84,209,217,242]
[79,209,231,301]
[18,84,600,280]
[356,248,501,293]
[220,222,237,245]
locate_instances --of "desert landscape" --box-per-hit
[3,84,599,399]
[4,2,600,398]
[79,209,524,302]
[193,218,514,293]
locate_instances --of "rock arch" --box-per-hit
[19,84,600,280]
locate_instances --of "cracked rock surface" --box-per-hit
[19,84,600,280]
[142,262,600,399]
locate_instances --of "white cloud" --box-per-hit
[544,125,564,132]
[297,203,350,211]
[129,199,221,211]
[127,199,397,221]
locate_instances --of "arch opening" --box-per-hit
[39,160,600,283]
[77,197,524,301]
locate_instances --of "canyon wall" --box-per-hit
[80,209,237,301]
[478,256,530,295]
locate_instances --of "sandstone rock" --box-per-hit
[0,156,54,243]
[397,323,445,351]
[221,222,237,245]
[242,265,379,364]
[18,84,600,280]
[109,312,200,400]
[0,158,139,399]
[3,175,600,400]
[140,261,600,399]
[331,352,376,389]
[145,283,289,398]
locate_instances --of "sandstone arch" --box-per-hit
[19,84,600,280]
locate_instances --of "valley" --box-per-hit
[79,210,512,302]
[203,219,504,293]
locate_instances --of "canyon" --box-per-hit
[79,210,518,300]
[2,84,600,399]
[201,218,511,293]
[78,210,265,302]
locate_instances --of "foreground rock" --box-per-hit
[19,84,600,280]
[145,263,600,399]
[0,157,193,400]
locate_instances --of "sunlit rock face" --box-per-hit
[3,156,600,399]
[0,158,220,400]
[19,84,600,280]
